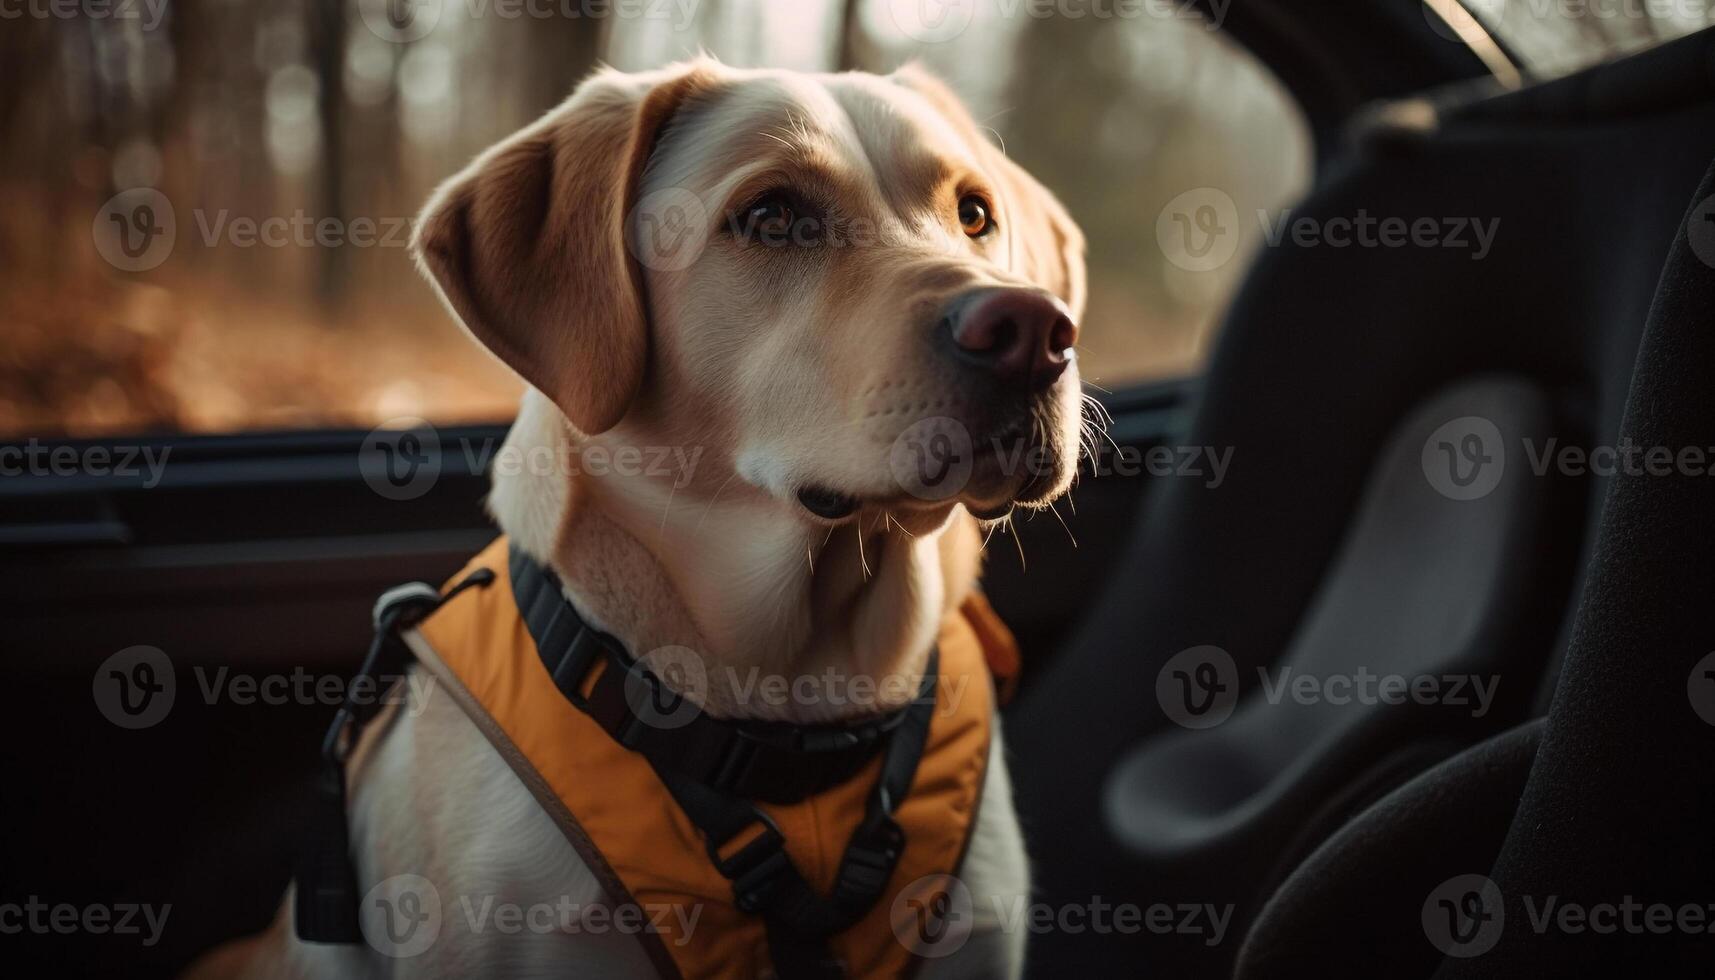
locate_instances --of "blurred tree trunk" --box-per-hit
[0,16,51,152]
[525,10,603,114]
[309,0,348,309]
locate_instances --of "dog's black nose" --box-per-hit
[939,287,1077,390]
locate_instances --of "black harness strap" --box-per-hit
[509,543,937,979]
[296,570,495,943]
[508,544,925,805]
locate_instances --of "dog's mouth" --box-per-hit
[794,411,1072,526]
[794,488,1026,522]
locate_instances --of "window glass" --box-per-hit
[1428,0,1715,78]
[0,0,1309,438]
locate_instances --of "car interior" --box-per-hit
[5,1,1715,976]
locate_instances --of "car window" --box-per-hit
[0,0,1308,439]
[1427,0,1715,78]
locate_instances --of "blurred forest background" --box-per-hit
[0,0,1703,437]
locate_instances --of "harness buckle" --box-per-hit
[708,812,790,913]
[833,817,904,908]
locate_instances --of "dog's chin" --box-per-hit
[959,448,1076,524]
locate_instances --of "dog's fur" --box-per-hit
[198,58,1085,979]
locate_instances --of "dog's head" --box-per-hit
[415,59,1086,532]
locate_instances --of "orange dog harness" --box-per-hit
[299,536,1016,979]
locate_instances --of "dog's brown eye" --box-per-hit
[958,195,992,237]
[745,194,796,242]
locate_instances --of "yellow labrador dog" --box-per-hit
[203,57,1085,979]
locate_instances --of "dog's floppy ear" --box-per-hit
[893,64,1088,320]
[414,62,719,434]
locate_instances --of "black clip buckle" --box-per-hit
[709,812,790,913]
[833,816,904,908]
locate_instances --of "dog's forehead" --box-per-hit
[654,70,984,202]
[824,72,984,173]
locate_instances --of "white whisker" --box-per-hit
[1007,513,1027,572]
[1047,500,1076,548]
[696,470,740,533]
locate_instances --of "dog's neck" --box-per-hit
[487,392,979,723]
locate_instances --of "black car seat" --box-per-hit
[1007,26,1715,978]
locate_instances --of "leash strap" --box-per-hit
[509,544,938,979]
